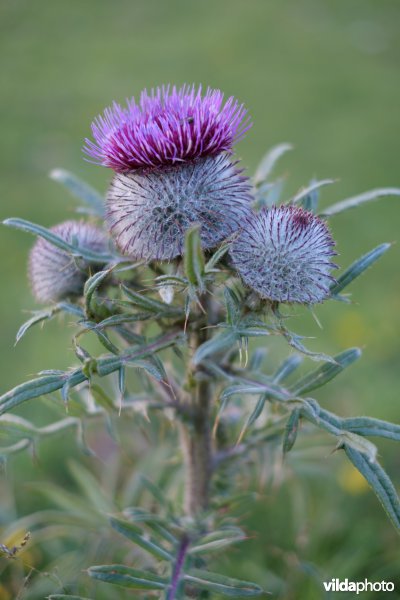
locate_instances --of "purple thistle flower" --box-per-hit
[84,85,251,172]
[29,220,107,303]
[106,154,253,261]
[230,206,337,304]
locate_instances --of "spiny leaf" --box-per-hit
[343,445,400,532]
[50,168,105,216]
[15,305,63,345]
[330,244,391,297]
[87,564,167,590]
[3,218,113,263]
[254,142,293,186]
[193,330,238,365]
[290,348,361,395]
[0,370,87,416]
[184,225,205,290]
[84,268,113,316]
[0,331,182,415]
[319,187,400,217]
[280,328,336,364]
[185,568,264,597]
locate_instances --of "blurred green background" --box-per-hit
[1,0,399,598]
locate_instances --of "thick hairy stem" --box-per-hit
[180,378,212,516]
[180,295,213,517]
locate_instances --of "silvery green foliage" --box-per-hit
[106,154,252,260]
[28,220,108,303]
[2,146,400,599]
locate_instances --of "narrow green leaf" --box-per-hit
[50,168,105,215]
[330,244,391,296]
[283,409,301,454]
[193,331,238,365]
[46,594,90,600]
[3,218,112,263]
[224,287,241,326]
[292,179,336,208]
[273,355,303,383]
[205,242,230,272]
[221,382,291,403]
[110,516,173,561]
[88,564,167,590]
[248,348,268,372]
[0,370,87,416]
[185,568,264,597]
[122,285,182,316]
[0,331,182,415]
[15,305,63,345]
[282,330,336,363]
[343,416,400,442]
[344,445,400,531]
[184,225,205,289]
[291,348,361,395]
[246,395,267,428]
[254,143,293,186]
[319,187,400,217]
[84,268,112,315]
[190,528,246,555]
[129,359,165,381]
[254,177,285,208]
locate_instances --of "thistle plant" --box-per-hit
[2,84,400,598]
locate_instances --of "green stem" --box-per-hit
[180,294,213,517]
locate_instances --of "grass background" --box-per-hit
[0,0,399,598]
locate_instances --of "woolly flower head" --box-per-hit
[231,206,337,304]
[29,220,107,304]
[107,154,252,261]
[84,85,251,172]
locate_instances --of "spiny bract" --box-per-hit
[29,220,107,303]
[106,154,253,261]
[230,205,337,304]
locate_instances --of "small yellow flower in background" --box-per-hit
[333,310,369,347]
[338,462,369,495]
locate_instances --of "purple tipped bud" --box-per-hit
[106,154,253,261]
[230,206,337,305]
[84,85,251,172]
[29,220,107,304]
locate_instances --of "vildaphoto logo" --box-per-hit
[323,579,395,594]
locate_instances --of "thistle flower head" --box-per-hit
[84,84,251,172]
[29,220,107,303]
[231,205,337,304]
[106,154,253,261]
